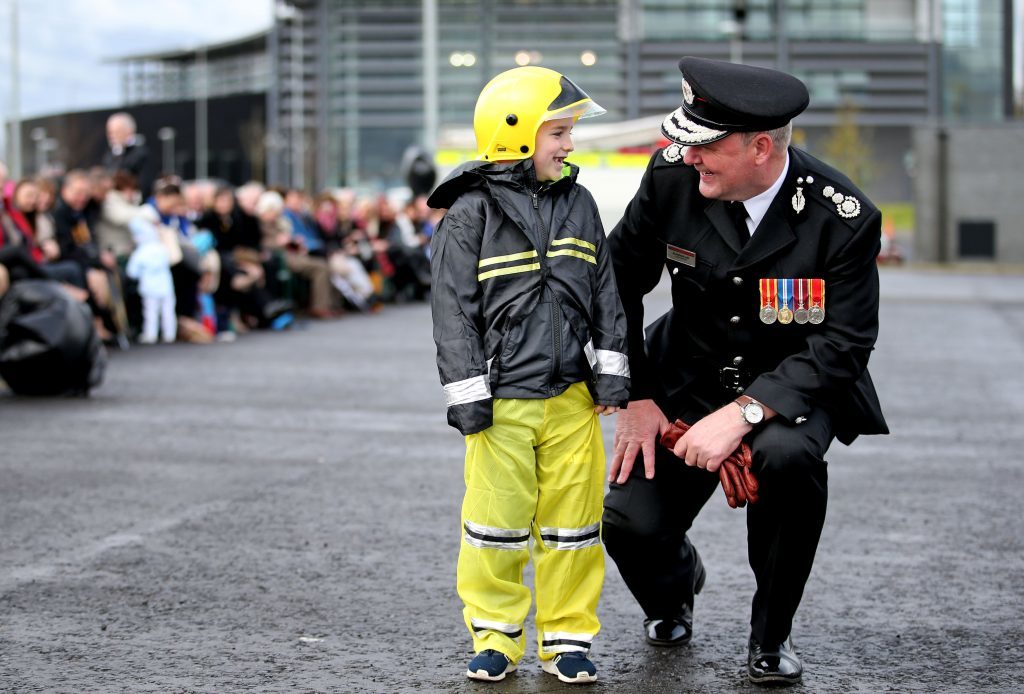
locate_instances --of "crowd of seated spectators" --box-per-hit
[0,126,439,394]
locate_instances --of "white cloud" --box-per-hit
[0,0,272,126]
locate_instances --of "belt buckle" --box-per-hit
[719,366,745,392]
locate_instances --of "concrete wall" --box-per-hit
[913,124,1024,262]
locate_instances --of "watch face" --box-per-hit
[743,402,764,424]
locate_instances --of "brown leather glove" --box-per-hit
[659,419,759,509]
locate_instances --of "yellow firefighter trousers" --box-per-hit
[458,381,606,664]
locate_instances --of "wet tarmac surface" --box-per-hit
[2,267,1023,693]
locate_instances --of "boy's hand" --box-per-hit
[593,405,619,416]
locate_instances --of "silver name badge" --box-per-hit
[666,244,696,267]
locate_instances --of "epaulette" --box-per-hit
[798,172,872,226]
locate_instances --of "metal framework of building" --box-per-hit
[90,0,1020,195]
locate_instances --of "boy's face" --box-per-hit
[532,117,575,182]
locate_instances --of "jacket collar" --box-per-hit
[427,158,578,209]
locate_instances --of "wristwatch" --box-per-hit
[734,396,765,426]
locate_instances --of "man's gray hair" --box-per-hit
[742,122,792,150]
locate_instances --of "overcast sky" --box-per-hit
[0,0,272,154]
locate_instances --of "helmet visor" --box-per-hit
[542,75,606,122]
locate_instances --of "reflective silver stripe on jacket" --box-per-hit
[584,341,631,378]
[463,519,530,550]
[539,522,601,550]
[444,374,491,407]
[471,618,524,639]
[541,630,594,653]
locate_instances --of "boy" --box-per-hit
[428,66,630,684]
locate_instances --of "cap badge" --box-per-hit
[662,143,683,163]
[822,185,861,219]
[681,78,694,106]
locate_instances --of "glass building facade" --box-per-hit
[104,0,1018,192]
[941,0,1008,120]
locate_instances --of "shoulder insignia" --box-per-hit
[661,143,684,163]
[820,183,860,219]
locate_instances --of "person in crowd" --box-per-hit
[198,185,288,331]
[96,171,142,262]
[220,182,265,255]
[601,57,888,685]
[393,192,433,273]
[102,112,154,199]
[143,177,217,343]
[254,190,335,319]
[183,180,216,223]
[312,192,376,311]
[1,178,89,302]
[51,170,118,340]
[125,210,176,344]
[32,176,58,252]
[377,195,430,301]
[282,189,325,256]
[429,66,629,684]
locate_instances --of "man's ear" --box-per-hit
[752,133,774,165]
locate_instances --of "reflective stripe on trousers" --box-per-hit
[458,381,605,663]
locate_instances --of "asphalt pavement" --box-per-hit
[1,266,1023,693]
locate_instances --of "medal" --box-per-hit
[777,279,794,324]
[808,278,826,324]
[794,278,809,324]
[758,278,778,324]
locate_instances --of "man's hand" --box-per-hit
[672,403,751,473]
[593,405,620,416]
[660,418,760,509]
[609,399,669,484]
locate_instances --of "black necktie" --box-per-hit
[727,201,749,248]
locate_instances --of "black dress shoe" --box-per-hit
[747,636,803,685]
[645,612,693,646]
[643,546,707,647]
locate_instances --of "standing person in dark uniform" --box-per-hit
[602,57,888,685]
[102,112,154,199]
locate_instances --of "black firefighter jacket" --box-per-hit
[609,146,888,445]
[429,159,631,436]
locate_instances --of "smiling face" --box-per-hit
[681,132,768,201]
[531,117,575,182]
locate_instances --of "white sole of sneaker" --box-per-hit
[541,659,598,684]
[465,663,517,681]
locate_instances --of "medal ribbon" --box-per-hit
[795,278,807,310]
[810,278,825,310]
[780,279,793,312]
[759,278,778,311]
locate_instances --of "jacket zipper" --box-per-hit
[533,189,561,395]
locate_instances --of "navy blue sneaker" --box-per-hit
[466,649,516,681]
[541,651,598,683]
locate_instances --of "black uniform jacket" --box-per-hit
[429,159,630,436]
[609,146,887,445]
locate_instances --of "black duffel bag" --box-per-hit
[0,280,106,396]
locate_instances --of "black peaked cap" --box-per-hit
[661,56,810,146]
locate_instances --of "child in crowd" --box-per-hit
[428,66,630,684]
[125,210,175,344]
